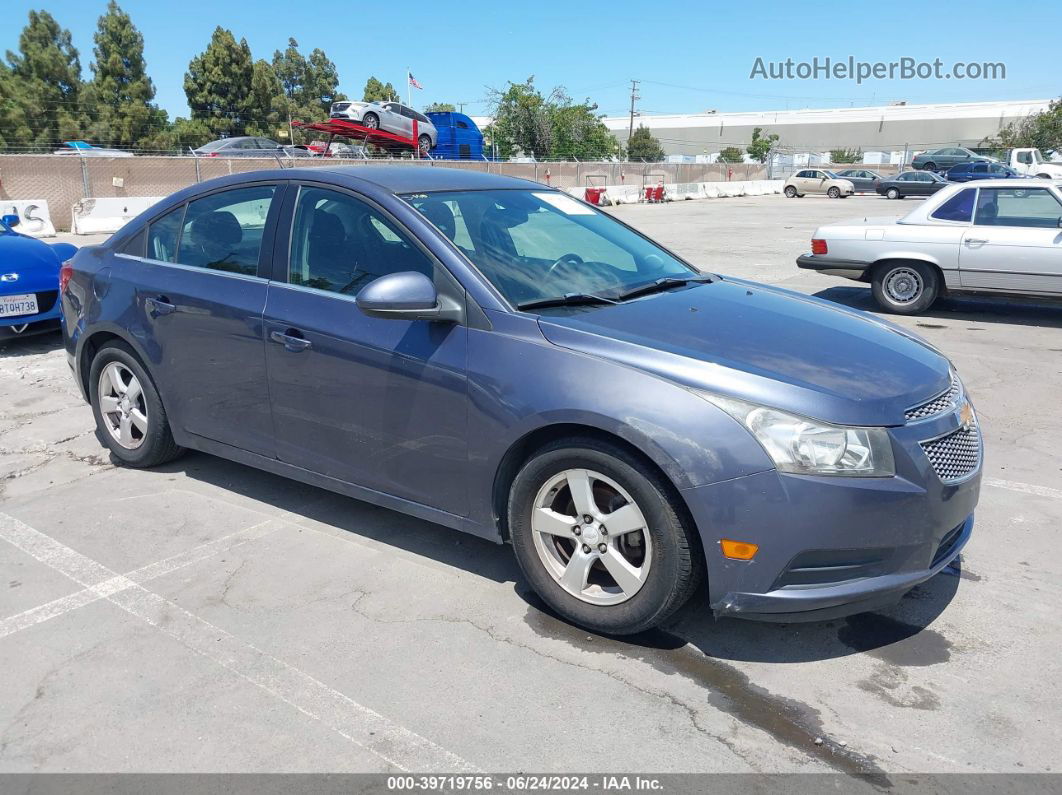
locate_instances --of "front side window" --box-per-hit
[289,186,434,295]
[178,185,276,275]
[931,189,976,223]
[975,188,1062,228]
[405,189,694,307]
[147,205,185,262]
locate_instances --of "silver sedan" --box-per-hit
[797,178,1062,314]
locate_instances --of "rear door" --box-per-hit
[960,186,1062,293]
[115,182,284,454]
[262,182,470,514]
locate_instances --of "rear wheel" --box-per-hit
[418,134,432,155]
[871,261,940,315]
[923,162,937,173]
[886,187,901,200]
[784,185,797,198]
[508,438,701,635]
[362,112,379,130]
[89,342,183,467]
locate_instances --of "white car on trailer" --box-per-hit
[796,178,1062,314]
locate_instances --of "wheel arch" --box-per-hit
[491,423,700,549]
[870,256,947,291]
[76,327,154,403]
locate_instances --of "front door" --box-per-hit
[115,182,282,455]
[960,186,1062,293]
[263,183,470,515]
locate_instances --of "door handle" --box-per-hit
[146,295,176,316]
[269,329,312,352]
[965,238,989,245]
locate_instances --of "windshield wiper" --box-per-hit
[614,275,712,302]
[517,293,619,311]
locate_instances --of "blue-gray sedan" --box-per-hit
[60,167,980,634]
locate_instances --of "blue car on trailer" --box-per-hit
[0,213,77,338]
[425,111,484,160]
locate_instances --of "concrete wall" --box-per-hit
[0,155,769,231]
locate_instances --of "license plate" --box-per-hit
[0,293,39,318]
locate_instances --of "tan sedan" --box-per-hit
[783,169,855,199]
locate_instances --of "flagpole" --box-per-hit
[407,68,411,107]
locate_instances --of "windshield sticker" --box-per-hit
[533,192,595,215]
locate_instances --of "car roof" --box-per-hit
[316,165,542,193]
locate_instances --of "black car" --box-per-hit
[193,136,312,159]
[833,169,883,192]
[911,147,990,173]
[875,170,949,199]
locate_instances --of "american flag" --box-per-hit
[408,72,423,90]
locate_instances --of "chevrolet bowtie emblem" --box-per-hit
[959,402,975,431]
[1,273,18,282]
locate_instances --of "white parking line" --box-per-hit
[0,511,478,773]
[984,477,1062,502]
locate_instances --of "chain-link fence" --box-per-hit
[0,154,772,231]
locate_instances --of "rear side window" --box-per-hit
[147,205,185,262]
[177,185,276,275]
[931,189,975,222]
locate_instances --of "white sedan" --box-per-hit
[796,178,1062,314]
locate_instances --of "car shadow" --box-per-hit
[0,328,63,355]
[814,285,1062,329]
[169,449,964,665]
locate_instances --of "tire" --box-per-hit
[923,162,937,173]
[89,342,184,467]
[784,185,797,198]
[827,186,841,199]
[508,437,701,635]
[871,261,940,315]
[886,187,901,200]
[418,134,432,155]
[361,112,379,130]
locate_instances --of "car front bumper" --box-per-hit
[681,416,981,621]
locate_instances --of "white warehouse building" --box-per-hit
[600,99,1052,160]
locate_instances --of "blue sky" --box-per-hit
[4,0,1057,119]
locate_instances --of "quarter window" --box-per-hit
[177,185,276,275]
[931,189,976,223]
[974,188,1062,228]
[288,186,434,295]
[146,205,185,263]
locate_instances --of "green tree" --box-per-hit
[487,77,553,158]
[168,116,213,151]
[184,27,254,139]
[247,59,286,139]
[747,127,779,163]
[829,148,862,164]
[272,38,343,124]
[548,90,619,159]
[988,97,1062,153]
[5,10,83,149]
[362,76,397,102]
[717,146,745,163]
[81,2,162,149]
[424,102,455,113]
[626,125,664,161]
[0,63,34,149]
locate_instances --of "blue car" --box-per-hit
[946,161,1021,182]
[0,214,77,338]
[60,167,980,634]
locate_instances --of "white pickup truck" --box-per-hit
[1007,148,1062,179]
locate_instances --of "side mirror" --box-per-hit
[356,271,463,323]
[1057,216,1062,229]
[0,213,20,233]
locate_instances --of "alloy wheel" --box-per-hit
[97,361,148,449]
[531,468,652,606]
[883,266,924,305]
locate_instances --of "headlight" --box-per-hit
[702,394,895,477]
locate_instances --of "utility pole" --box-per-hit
[457,101,468,113]
[627,79,640,159]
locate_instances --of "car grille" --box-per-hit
[920,420,981,483]
[906,372,960,421]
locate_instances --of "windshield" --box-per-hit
[403,189,696,307]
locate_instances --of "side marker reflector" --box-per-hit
[721,539,759,560]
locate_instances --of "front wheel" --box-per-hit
[508,439,701,634]
[871,261,940,315]
[361,112,379,130]
[784,185,797,198]
[827,186,841,199]
[89,342,184,467]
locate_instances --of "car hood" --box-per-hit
[536,277,950,427]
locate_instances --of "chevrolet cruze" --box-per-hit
[60,167,981,634]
